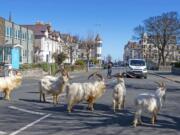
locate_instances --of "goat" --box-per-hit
[66,72,106,113]
[39,69,69,104]
[133,82,166,127]
[112,73,126,112]
[0,69,22,100]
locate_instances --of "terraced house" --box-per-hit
[0,16,34,69]
[22,22,64,63]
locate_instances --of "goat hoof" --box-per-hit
[68,110,71,113]
[133,123,137,127]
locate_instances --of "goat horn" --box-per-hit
[55,69,62,74]
[88,71,98,80]
[112,73,123,78]
[161,82,166,88]
[55,68,67,75]
[95,73,103,81]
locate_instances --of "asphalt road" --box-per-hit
[0,69,180,135]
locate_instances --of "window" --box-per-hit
[10,27,13,37]
[96,54,101,57]
[22,33,24,40]
[24,32,27,40]
[6,27,10,37]
[14,29,18,39]
[16,30,18,39]
[18,30,21,39]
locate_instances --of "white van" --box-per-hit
[126,59,147,79]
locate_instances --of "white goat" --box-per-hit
[112,73,126,112]
[39,69,69,104]
[66,72,106,113]
[133,82,166,127]
[0,69,22,100]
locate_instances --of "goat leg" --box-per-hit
[112,99,116,112]
[42,93,46,102]
[122,96,125,109]
[4,89,10,100]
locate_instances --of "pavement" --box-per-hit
[149,70,180,83]
[0,68,180,135]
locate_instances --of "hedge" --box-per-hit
[20,62,85,75]
[174,62,180,68]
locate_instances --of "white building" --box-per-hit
[124,33,180,65]
[123,41,142,64]
[23,22,63,63]
[78,34,103,64]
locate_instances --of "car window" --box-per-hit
[130,60,145,66]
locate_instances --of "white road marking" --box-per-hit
[9,114,51,135]
[8,106,45,116]
[0,131,7,135]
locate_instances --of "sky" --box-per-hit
[0,0,180,61]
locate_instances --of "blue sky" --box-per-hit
[0,0,180,61]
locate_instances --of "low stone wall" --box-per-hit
[21,68,47,78]
[172,67,180,75]
[159,66,172,72]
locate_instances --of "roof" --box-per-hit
[95,34,102,41]
[22,23,50,37]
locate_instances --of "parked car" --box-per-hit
[126,59,148,79]
[0,63,12,77]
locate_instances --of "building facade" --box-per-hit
[23,22,63,63]
[123,33,180,65]
[78,34,103,64]
[123,41,142,64]
[0,16,34,66]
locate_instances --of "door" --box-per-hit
[11,48,20,69]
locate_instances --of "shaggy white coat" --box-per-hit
[113,77,126,112]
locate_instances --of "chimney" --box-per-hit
[9,12,12,22]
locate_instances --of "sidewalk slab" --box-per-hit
[149,70,180,83]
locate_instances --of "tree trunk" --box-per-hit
[161,46,166,66]
[162,54,166,66]
[157,50,161,68]
[86,54,90,72]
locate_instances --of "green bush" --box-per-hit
[20,62,85,73]
[20,63,42,70]
[50,63,58,75]
[40,63,48,72]
[75,60,85,66]
[90,58,99,65]
[174,62,180,68]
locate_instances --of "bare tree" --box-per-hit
[134,11,180,66]
[80,33,96,72]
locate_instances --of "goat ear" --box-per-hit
[112,73,123,78]
[96,73,103,81]
[67,72,70,78]
[161,82,166,89]
[88,71,98,80]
